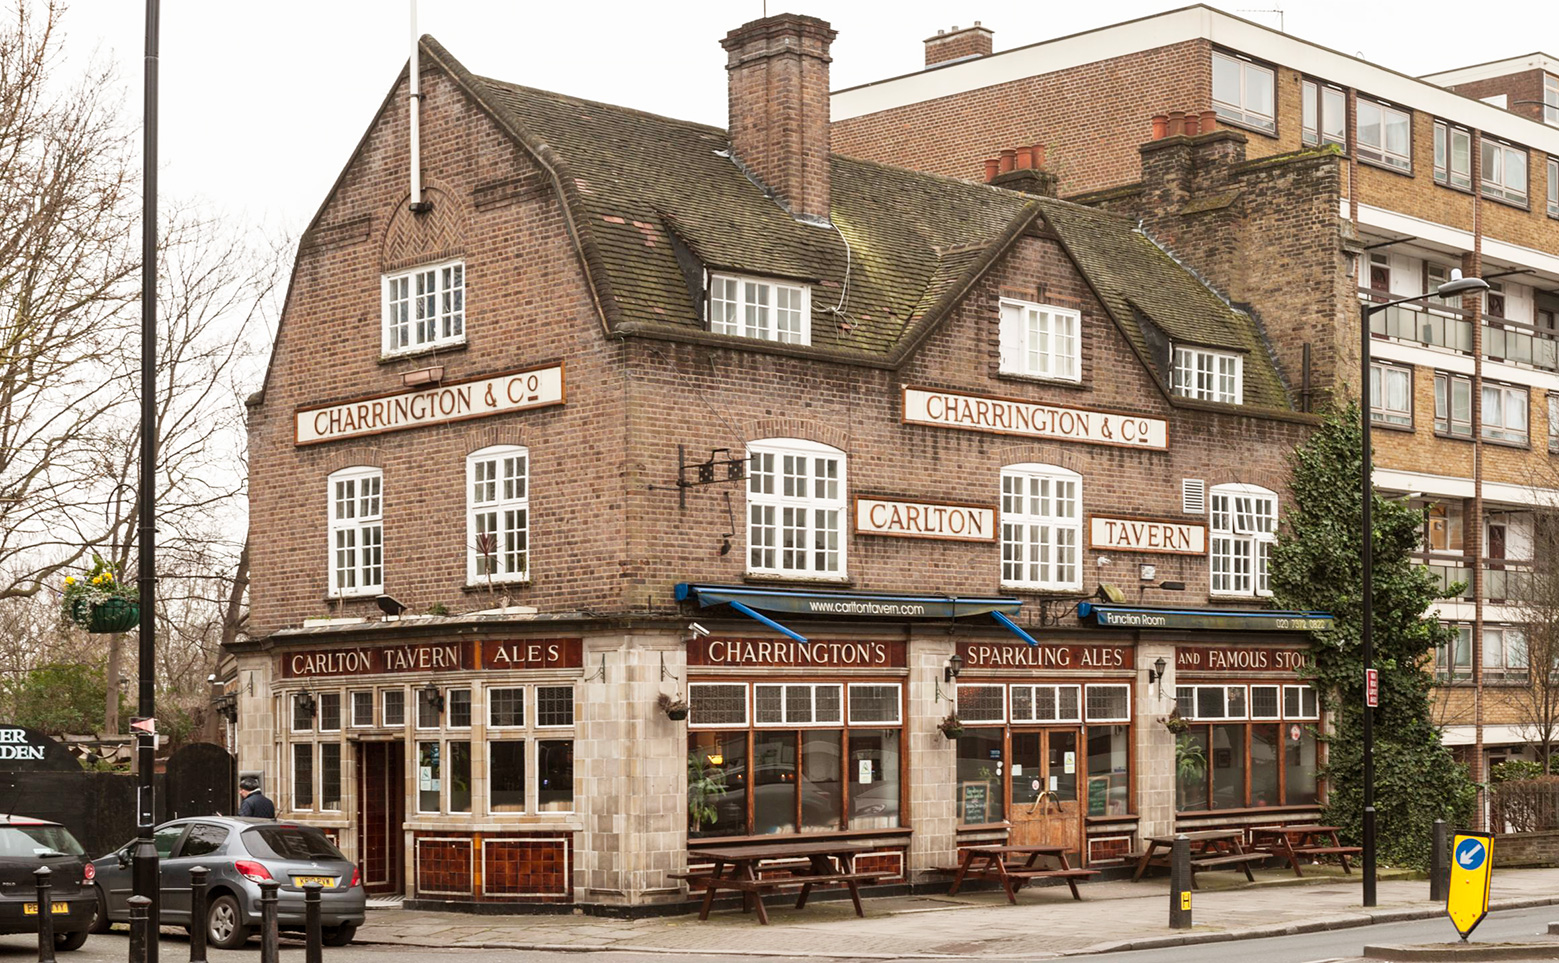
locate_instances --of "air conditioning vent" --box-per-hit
[1182,479,1206,515]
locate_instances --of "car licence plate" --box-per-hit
[23,902,69,915]
[293,876,336,888]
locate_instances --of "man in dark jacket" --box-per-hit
[237,775,276,818]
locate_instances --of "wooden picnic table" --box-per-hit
[1131,829,1267,888]
[945,844,1099,904]
[674,841,883,925]
[1249,824,1361,877]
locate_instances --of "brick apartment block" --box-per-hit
[234,12,1342,912]
[834,8,1559,811]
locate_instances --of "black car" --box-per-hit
[0,815,94,952]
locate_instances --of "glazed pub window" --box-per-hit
[1000,464,1081,591]
[467,446,528,584]
[482,684,577,815]
[1434,373,1473,437]
[998,299,1080,381]
[1010,684,1080,723]
[746,439,845,578]
[1482,382,1529,444]
[1369,363,1411,427]
[350,691,374,727]
[1434,122,1472,190]
[1211,52,1275,133]
[1172,347,1242,404]
[327,467,382,597]
[1175,684,1319,811]
[1209,484,1276,597]
[1355,99,1411,171]
[687,682,903,837]
[317,693,341,732]
[1300,80,1346,147]
[707,273,810,345]
[320,744,342,811]
[383,260,464,355]
[381,689,406,727]
[1436,625,1473,682]
[1481,140,1528,205]
[291,693,315,732]
[292,743,313,810]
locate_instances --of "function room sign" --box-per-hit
[855,497,996,542]
[958,641,1135,670]
[1176,646,1310,673]
[902,386,1167,451]
[689,637,908,669]
[295,363,564,445]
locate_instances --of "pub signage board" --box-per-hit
[957,641,1135,670]
[902,386,1168,451]
[1088,516,1205,555]
[295,363,564,445]
[689,637,908,668]
[1081,605,1332,633]
[480,639,583,670]
[1176,646,1309,673]
[854,497,996,542]
[281,638,583,678]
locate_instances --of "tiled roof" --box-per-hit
[425,38,1292,411]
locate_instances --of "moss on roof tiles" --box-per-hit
[461,60,1291,411]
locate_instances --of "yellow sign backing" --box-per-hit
[1447,831,1493,939]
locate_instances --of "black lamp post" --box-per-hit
[1357,267,1487,907]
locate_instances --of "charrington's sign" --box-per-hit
[689,638,907,668]
[281,639,582,678]
[295,363,564,445]
[957,642,1135,670]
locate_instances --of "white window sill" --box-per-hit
[1000,582,1084,593]
[997,370,1084,387]
[744,572,850,583]
[380,339,468,362]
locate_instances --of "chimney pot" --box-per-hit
[1182,115,1199,137]
[1199,110,1218,133]
[984,158,1001,182]
[1168,111,1186,137]
[998,149,1017,173]
[1032,144,1046,166]
[1151,114,1169,139]
[1015,146,1034,169]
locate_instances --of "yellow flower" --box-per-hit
[64,576,74,586]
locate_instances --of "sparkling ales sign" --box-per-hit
[902,386,1168,450]
[855,498,996,542]
[295,364,564,445]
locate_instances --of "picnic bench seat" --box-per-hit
[1188,852,1267,882]
[939,847,1099,903]
[1249,825,1362,876]
[670,869,886,914]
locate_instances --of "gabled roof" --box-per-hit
[417,38,1293,411]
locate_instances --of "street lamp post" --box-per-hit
[1357,267,1487,908]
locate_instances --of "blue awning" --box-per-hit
[1076,604,1333,632]
[992,610,1040,647]
[676,584,1031,645]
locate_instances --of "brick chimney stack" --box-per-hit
[925,23,993,67]
[723,14,837,223]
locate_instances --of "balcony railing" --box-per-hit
[1366,299,1472,352]
[1361,288,1559,374]
[1484,314,1559,373]
[1418,556,1533,602]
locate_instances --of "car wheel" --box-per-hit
[322,923,358,947]
[206,893,251,950]
[54,930,89,951]
[88,886,112,934]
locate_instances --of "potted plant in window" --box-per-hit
[61,555,139,634]
[687,752,728,833]
[938,713,965,740]
[658,692,689,721]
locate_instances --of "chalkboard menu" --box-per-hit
[961,782,990,824]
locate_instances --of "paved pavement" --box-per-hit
[351,865,1559,959]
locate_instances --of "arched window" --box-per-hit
[1209,483,1277,597]
[1000,464,1081,590]
[746,439,845,577]
[327,467,383,597]
[467,446,529,584]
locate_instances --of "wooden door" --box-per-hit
[356,741,405,895]
[1007,729,1082,857]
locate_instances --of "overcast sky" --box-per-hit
[65,0,1556,236]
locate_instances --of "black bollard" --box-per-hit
[303,882,323,963]
[188,867,209,963]
[128,896,152,963]
[1169,833,1192,929]
[259,879,279,963]
[34,865,55,963]
[1430,819,1449,903]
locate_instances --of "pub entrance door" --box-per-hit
[355,741,405,895]
[1007,728,1082,857]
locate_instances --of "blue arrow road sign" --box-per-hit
[1455,837,1486,871]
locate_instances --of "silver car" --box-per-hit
[90,817,365,949]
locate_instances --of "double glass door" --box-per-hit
[1007,728,1081,852]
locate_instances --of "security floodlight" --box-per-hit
[376,594,408,617]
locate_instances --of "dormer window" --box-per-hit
[383,260,465,355]
[708,273,810,345]
[1172,346,1242,404]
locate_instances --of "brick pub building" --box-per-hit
[231,13,1330,910]
[834,7,1559,814]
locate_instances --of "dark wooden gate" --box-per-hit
[356,741,405,894]
[164,742,237,820]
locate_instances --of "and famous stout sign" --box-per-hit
[1176,646,1310,673]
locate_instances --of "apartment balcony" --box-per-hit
[1363,288,1559,374]
[1419,556,1533,602]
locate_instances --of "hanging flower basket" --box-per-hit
[61,555,140,634]
[658,692,690,721]
[938,714,965,740]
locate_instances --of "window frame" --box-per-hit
[688,682,750,729]
[706,272,812,346]
[534,685,576,730]
[466,445,530,585]
[1000,463,1083,591]
[1482,381,1530,445]
[381,688,406,728]
[745,438,847,579]
[316,692,342,733]
[1300,79,1346,148]
[1481,138,1529,206]
[998,298,1081,383]
[1369,361,1412,427]
[1009,683,1082,724]
[1482,625,1529,681]
[1548,157,1559,218]
[1433,121,1473,191]
[350,691,374,728]
[382,259,466,357]
[1434,372,1474,438]
[1209,483,1277,598]
[846,683,902,725]
[1211,50,1276,134]
[1177,684,1249,721]
[1172,346,1243,404]
[1355,97,1413,172]
[1084,683,1132,724]
[290,694,314,734]
[955,683,1007,724]
[1546,74,1559,127]
[754,682,844,727]
[1549,393,1559,454]
[327,466,383,599]
[1249,684,1281,721]
[291,743,315,812]
[487,686,526,729]
[1282,684,1320,720]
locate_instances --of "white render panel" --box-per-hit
[1422,55,1559,88]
